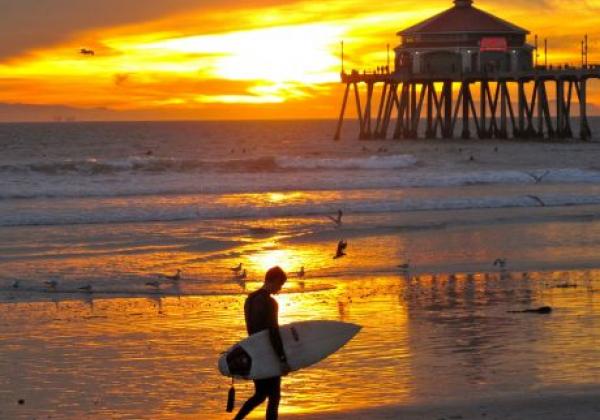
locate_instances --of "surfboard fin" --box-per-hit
[226,378,235,412]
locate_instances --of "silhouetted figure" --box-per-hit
[80,48,95,56]
[297,266,305,278]
[334,240,347,259]
[234,267,289,420]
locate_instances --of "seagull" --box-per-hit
[80,48,95,56]
[526,195,546,207]
[11,280,20,289]
[297,267,305,278]
[163,269,181,281]
[333,240,347,259]
[230,263,243,274]
[78,285,93,293]
[44,280,58,289]
[493,258,507,269]
[327,210,343,227]
[397,260,410,271]
[525,170,549,184]
[145,280,161,289]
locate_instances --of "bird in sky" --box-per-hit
[334,240,347,259]
[80,48,95,56]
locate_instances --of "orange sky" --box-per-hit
[0,0,599,121]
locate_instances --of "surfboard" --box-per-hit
[218,320,361,380]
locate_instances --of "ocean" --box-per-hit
[1,119,600,418]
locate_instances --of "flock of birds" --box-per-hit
[7,208,514,295]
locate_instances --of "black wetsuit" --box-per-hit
[234,288,286,420]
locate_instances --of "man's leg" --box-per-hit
[233,380,268,420]
[265,377,281,420]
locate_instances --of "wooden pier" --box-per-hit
[334,68,600,141]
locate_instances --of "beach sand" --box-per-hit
[1,127,600,418]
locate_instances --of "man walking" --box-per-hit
[234,266,290,420]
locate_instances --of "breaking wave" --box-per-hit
[0,154,418,176]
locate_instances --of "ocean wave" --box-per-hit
[0,154,418,176]
[1,192,599,227]
[276,154,418,169]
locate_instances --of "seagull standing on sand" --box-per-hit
[146,280,161,289]
[398,260,410,271]
[327,210,343,227]
[163,269,182,281]
[44,280,58,290]
[493,258,507,270]
[78,285,93,293]
[334,240,347,259]
[230,263,243,274]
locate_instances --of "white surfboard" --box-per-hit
[218,320,361,380]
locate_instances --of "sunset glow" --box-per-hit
[0,0,599,120]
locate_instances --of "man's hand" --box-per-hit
[280,360,291,376]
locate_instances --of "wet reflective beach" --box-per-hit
[1,208,600,418]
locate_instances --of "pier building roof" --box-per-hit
[398,0,528,36]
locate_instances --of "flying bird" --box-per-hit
[526,195,546,207]
[525,170,549,184]
[327,210,343,226]
[333,240,347,259]
[80,48,95,56]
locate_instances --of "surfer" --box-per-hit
[234,266,290,420]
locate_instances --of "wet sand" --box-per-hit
[2,206,600,418]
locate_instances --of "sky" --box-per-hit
[0,0,599,121]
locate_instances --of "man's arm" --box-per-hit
[267,299,289,370]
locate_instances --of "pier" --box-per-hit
[334,0,600,141]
